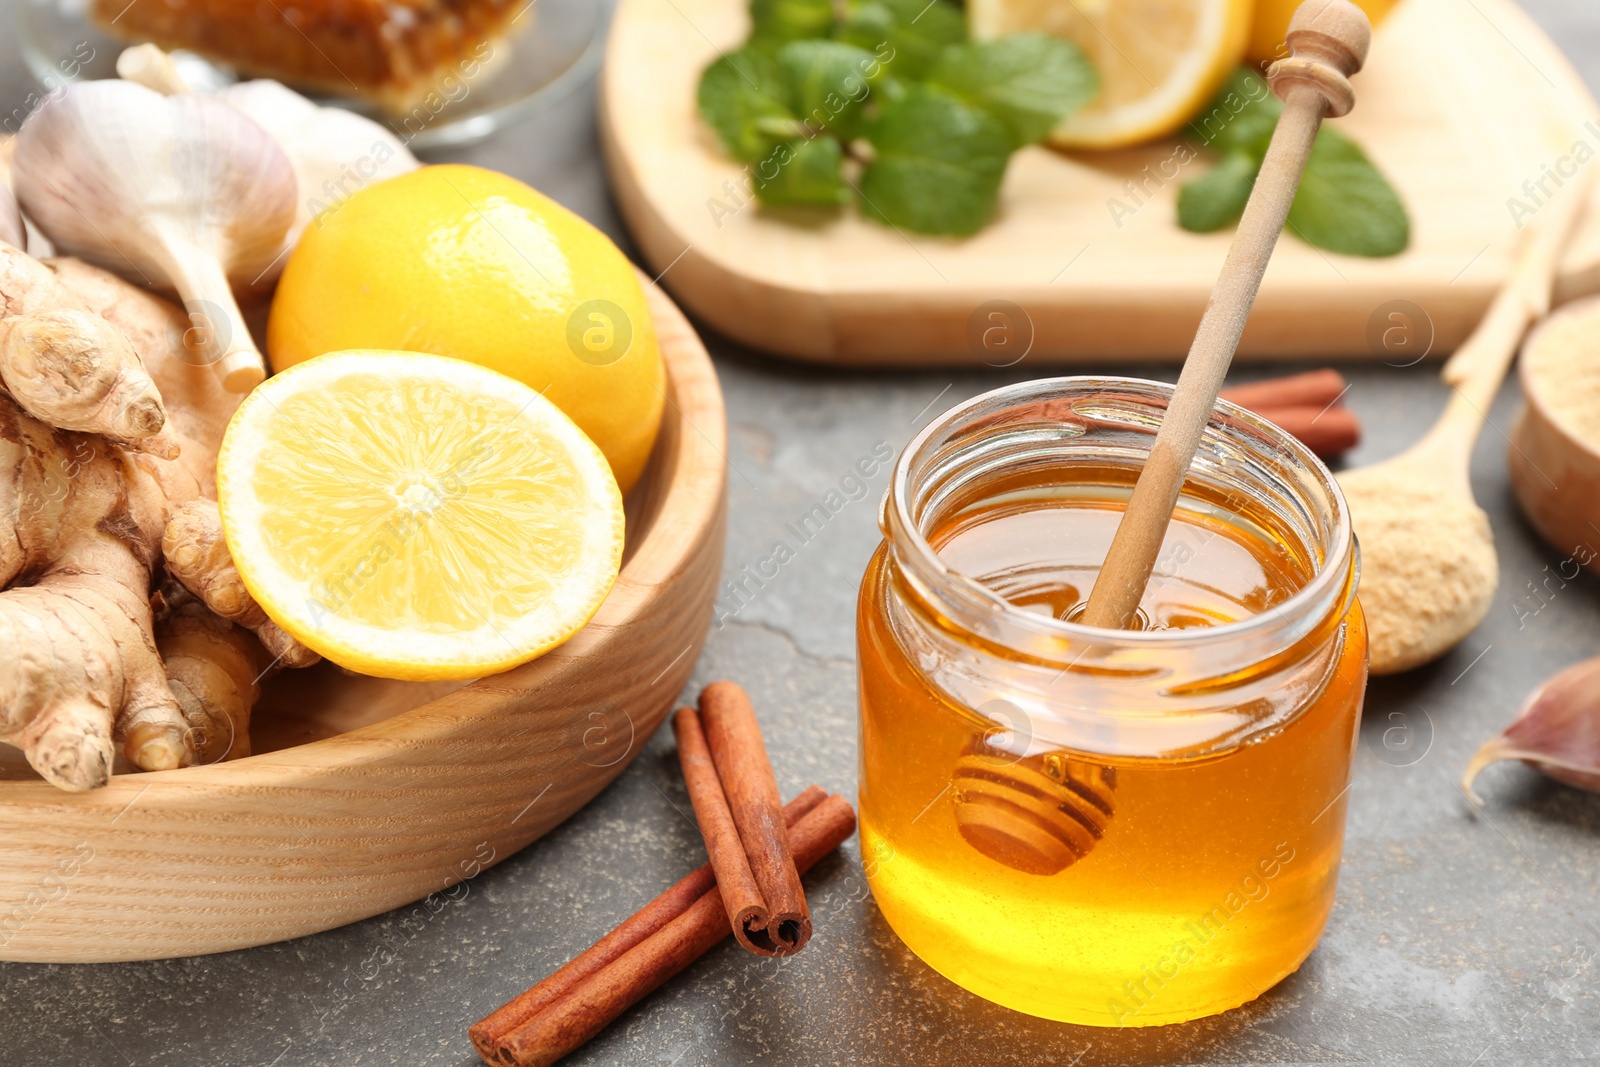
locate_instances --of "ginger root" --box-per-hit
[0,246,314,790]
[0,243,174,455]
[0,396,189,787]
[155,591,269,764]
[164,499,318,669]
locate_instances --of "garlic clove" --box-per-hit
[1462,655,1600,802]
[12,81,296,392]
[115,43,190,97]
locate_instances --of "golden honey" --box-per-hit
[857,378,1366,1027]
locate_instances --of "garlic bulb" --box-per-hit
[1463,656,1600,802]
[11,81,296,393]
[114,46,419,254]
[218,80,420,248]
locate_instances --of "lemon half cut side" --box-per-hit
[216,350,626,681]
[970,0,1252,150]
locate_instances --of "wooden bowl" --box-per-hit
[1509,295,1600,577]
[0,283,726,963]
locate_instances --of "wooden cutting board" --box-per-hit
[601,0,1600,364]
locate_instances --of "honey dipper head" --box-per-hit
[1268,0,1372,117]
[952,748,1116,876]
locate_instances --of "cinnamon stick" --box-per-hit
[1218,368,1348,411]
[678,682,811,956]
[671,702,769,949]
[1250,403,1362,458]
[471,792,856,1067]
[470,785,828,1052]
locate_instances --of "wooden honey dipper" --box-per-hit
[954,0,1372,875]
[1082,0,1371,630]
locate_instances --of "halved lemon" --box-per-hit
[969,0,1252,149]
[216,351,625,681]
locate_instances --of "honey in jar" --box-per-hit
[857,378,1366,1026]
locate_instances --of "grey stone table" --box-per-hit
[2,3,1599,1064]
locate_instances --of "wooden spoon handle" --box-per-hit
[1079,0,1372,631]
[1416,169,1595,470]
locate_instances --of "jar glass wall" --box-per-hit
[857,377,1366,1027]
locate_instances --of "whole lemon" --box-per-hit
[1247,0,1396,66]
[268,164,664,493]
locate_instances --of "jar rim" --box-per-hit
[885,375,1357,661]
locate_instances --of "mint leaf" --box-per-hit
[750,0,834,43]
[1187,68,1280,157]
[776,40,878,140]
[1178,151,1258,232]
[837,0,964,80]
[1289,129,1410,257]
[859,86,1013,235]
[697,47,795,163]
[1180,66,1410,257]
[754,137,847,205]
[927,33,1097,146]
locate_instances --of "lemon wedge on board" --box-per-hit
[969,0,1252,149]
[216,351,625,682]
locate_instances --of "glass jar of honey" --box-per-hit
[857,377,1366,1027]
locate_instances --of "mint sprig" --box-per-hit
[1179,68,1409,258]
[698,0,1097,235]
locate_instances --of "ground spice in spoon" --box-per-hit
[1336,466,1498,673]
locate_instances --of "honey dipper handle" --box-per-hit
[1079,0,1371,631]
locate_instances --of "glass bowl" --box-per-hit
[17,0,606,149]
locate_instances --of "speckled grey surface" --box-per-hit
[2,3,1599,1065]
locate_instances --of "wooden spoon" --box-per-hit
[1337,172,1591,675]
[1081,0,1372,629]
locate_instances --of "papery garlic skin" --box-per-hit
[0,180,23,252]
[0,142,51,256]
[1463,655,1600,802]
[218,80,420,251]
